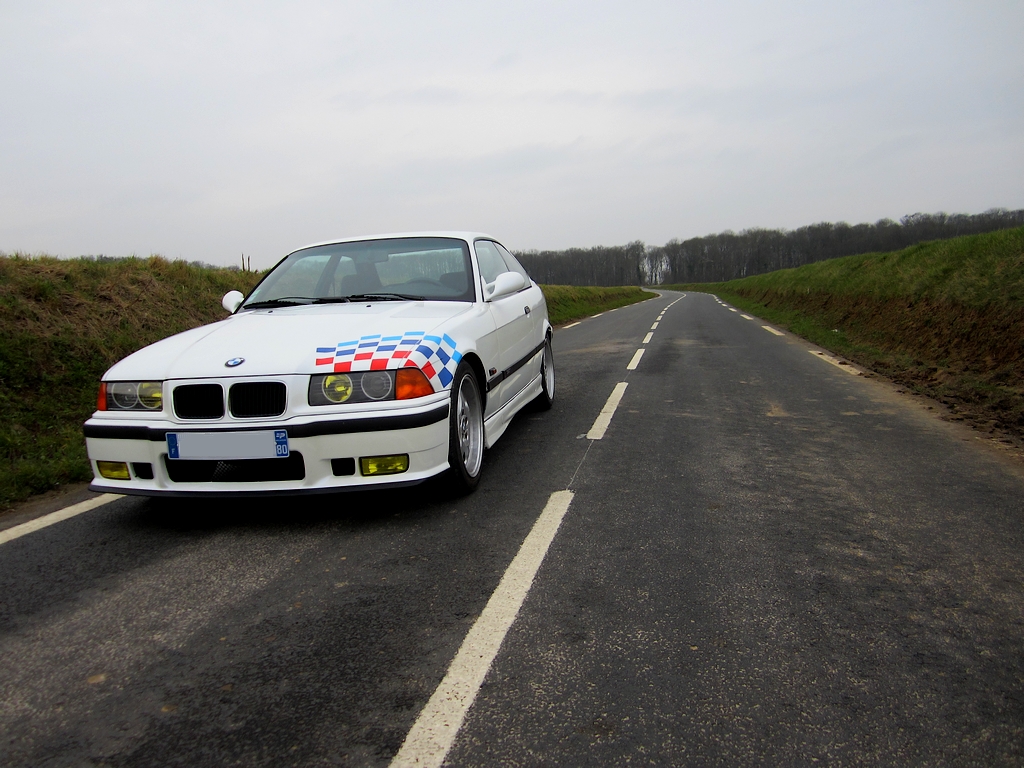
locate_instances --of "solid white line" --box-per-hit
[643,332,654,344]
[650,322,659,330]
[741,314,753,320]
[810,350,861,374]
[563,322,581,329]
[762,325,784,336]
[0,494,123,546]
[626,348,645,370]
[390,490,575,768]
[587,382,629,440]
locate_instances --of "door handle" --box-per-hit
[524,306,531,315]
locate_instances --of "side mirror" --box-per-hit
[485,271,526,301]
[222,290,244,313]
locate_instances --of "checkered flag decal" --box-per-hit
[315,331,463,390]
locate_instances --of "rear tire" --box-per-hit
[446,362,484,493]
[535,335,555,411]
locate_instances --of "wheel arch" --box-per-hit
[458,352,489,409]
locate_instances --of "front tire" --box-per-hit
[535,335,555,411]
[446,362,484,493]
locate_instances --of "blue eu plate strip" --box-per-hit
[274,430,290,457]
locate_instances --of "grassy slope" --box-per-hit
[665,226,1024,440]
[0,256,263,508]
[541,284,651,325]
[0,258,649,509]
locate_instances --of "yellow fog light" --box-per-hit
[97,461,131,480]
[359,454,409,476]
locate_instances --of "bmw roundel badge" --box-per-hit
[225,357,245,368]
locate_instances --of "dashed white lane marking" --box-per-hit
[592,313,604,318]
[587,382,629,440]
[728,308,738,312]
[643,332,654,344]
[762,325,785,336]
[563,322,581,329]
[741,314,753,320]
[389,490,575,768]
[811,350,861,374]
[650,322,659,330]
[0,494,123,546]
[626,348,645,370]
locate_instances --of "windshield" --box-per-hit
[242,237,474,308]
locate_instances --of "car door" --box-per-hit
[494,241,545,399]
[475,240,535,412]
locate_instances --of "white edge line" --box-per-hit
[728,308,738,312]
[810,350,861,375]
[626,348,645,371]
[762,325,784,336]
[740,314,753,320]
[591,312,604,318]
[587,381,629,440]
[0,494,123,546]
[389,489,575,768]
[562,322,581,329]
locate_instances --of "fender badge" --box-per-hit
[225,357,245,368]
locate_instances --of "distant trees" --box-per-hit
[515,241,650,287]
[515,209,1024,285]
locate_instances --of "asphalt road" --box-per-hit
[3,291,1024,766]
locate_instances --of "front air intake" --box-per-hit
[229,382,287,418]
[164,452,305,483]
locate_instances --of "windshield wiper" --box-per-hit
[242,296,316,309]
[345,292,424,302]
[311,296,352,304]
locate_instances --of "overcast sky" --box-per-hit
[1,1,1022,268]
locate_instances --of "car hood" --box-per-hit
[104,302,472,380]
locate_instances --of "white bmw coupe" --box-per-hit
[84,233,554,497]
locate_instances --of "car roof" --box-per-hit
[293,231,499,253]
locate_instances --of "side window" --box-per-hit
[475,240,508,284]
[495,242,532,287]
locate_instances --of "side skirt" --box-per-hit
[483,373,543,449]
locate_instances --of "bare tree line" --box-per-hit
[515,209,1024,286]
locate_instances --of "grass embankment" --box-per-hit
[0,257,648,509]
[0,256,263,509]
[542,284,651,325]
[665,226,1024,442]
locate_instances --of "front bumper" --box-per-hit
[84,401,450,497]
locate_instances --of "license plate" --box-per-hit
[167,430,289,460]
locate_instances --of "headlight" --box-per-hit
[99,381,164,411]
[308,369,436,406]
[321,374,354,403]
[309,371,396,406]
[361,371,393,400]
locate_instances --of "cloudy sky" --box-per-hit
[1,1,1021,268]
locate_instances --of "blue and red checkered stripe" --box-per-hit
[314,331,463,391]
